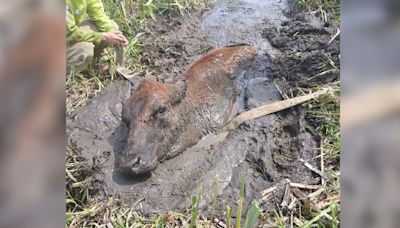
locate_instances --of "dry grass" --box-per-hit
[258,82,340,227]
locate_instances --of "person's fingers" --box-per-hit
[116,34,124,40]
[105,32,127,46]
[112,36,125,45]
[116,33,126,40]
[116,34,128,46]
[119,34,128,45]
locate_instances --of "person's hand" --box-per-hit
[101,31,128,47]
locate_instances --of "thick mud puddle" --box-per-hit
[203,0,287,54]
[67,0,339,216]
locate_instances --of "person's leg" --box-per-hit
[65,20,98,72]
[79,20,105,57]
[67,20,122,73]
[79,20,98,31]
[66,42,94,73]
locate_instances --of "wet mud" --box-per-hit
[263,12,340,88]
[67,0,339,217]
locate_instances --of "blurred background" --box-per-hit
[0,0,399,227]
[0,0,65,227]
[342,0,400,227]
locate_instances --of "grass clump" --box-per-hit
[66,145,145,227]
[296,0,340,23]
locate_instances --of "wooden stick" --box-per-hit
[289,182,321,190]
[308,188,325,199]
[221,88,333,132]
[300,159,328,179]
[320,137,326,186]
[328,28,340,45]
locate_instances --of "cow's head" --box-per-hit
[119,78,186,175]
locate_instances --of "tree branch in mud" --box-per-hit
[222,87,336,132]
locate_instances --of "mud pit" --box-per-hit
[67,0,339,216]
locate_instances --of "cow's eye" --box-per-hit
[157,107,166,115]
[152,107,166,119]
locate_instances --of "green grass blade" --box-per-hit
[302,203,335,228]
[236,174,246,228]
[190,184,202,228]
[226,205,232,228]
[190,195,199,228]
[243,200,261,228]
[212,175,219,217]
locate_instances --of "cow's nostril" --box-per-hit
[132,157,140,166]
[136,157,142,165]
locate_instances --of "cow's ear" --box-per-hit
[129,75,142,91]
[167,79,187,105]
[122,75,146,121]
[121,99,131,122]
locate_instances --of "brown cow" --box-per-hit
[119,45,256,175]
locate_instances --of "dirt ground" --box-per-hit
[67,0,339,219]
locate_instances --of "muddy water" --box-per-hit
[203,0,288,54]
[67,0,325,216]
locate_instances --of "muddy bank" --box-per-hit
[263,11,340,88]
[67,0,339,217]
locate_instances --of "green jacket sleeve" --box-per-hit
[87,0,115,32]
[66,5,103,45]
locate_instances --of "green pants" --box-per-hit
[66,20,119,73]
